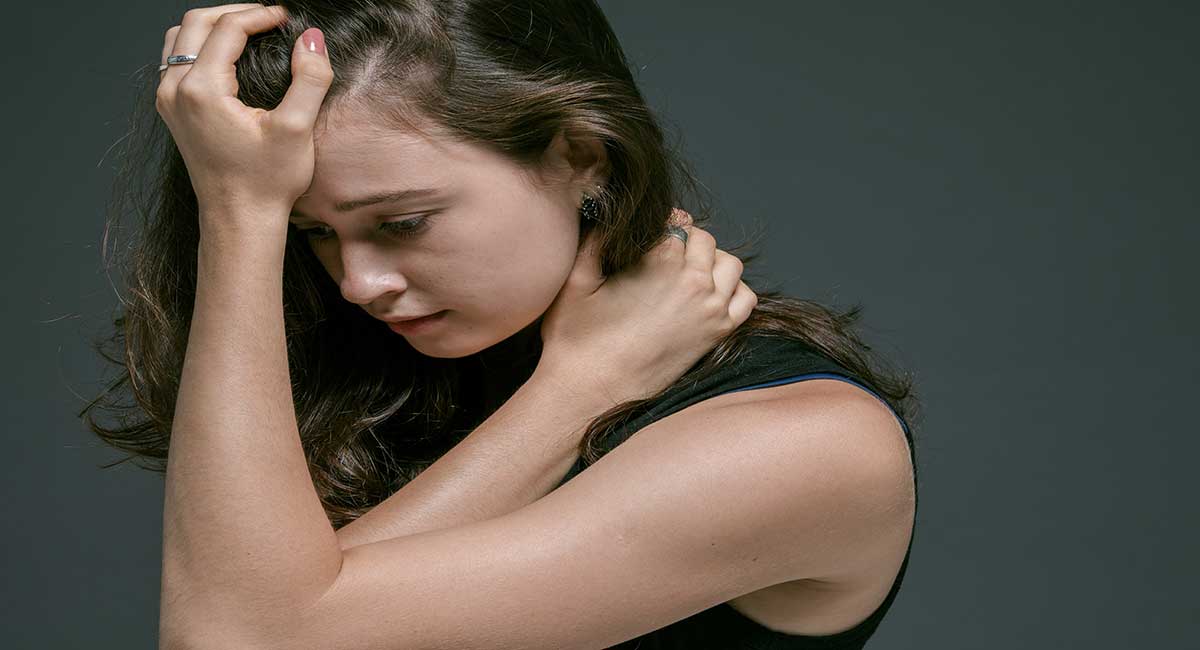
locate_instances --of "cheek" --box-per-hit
[467,221,578,312]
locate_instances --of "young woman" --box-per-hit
[84,2,920,648]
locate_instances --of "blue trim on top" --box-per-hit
[724,372,910,435]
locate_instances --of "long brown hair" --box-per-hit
[82,0,922,529]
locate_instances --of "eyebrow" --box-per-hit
[290,187,446,221]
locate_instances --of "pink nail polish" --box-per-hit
[302,28,325,56]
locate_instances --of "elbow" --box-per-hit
[157,555,343,650]
[159,621,295,650]
[156,551,343,650]
[159,595,310,650]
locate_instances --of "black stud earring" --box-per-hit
[580,194,598,221]
[580,184,603,221]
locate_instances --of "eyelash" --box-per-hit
[298,214,433,241]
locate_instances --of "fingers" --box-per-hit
[160,4,267,89]
[652,208,704,268]
[728,280,759,325]
[659,207,752,323]
[711,249,746,302]
[668,207,694,228]
[191,5,290,75]
[662,208,716,275]
[681,225,716,275]
[160,25,181,79]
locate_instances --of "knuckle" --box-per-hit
[154,88,170,112]
[745,282,760,301]
[213,11,240,28]
[192,6,224,19]
[661,239,685,261]
[270,113,309,134]
[708,290,729,312]
[175,77,207,100]
[718,257,744,278]
[180,8,205,25]
[682,266,714,292]
[722,251,744,272]
[174,76,197,95]
[185,5,241,27]
[298,65,334,86]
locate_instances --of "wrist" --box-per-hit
[527,361,627,414]
[197,216,287,261]
[195,232,287,287]
[198,201,290,244]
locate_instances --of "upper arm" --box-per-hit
[288,379,915,650]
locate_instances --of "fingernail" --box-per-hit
[302,28,326,56]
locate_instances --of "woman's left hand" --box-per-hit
[155,3,333,239]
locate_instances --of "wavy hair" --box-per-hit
[82,0,923,529]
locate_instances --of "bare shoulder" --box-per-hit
[675,377,917,634]
[709,375,913,467]
[671,375,916,579]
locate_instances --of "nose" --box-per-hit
[336,241,409,306]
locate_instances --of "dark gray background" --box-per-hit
[6,1,1196,648]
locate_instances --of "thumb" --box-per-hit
[271,28,332,131]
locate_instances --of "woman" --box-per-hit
[84,1,920,648]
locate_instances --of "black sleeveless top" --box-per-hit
[553,334,918,649]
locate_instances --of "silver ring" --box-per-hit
[160,54,200,72]
[665,224,689,245]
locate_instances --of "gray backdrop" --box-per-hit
[5,1,1196,648]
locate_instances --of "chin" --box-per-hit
[401,322,526,361]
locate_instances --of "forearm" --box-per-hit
[160,225,341,640]
[334,367,610,550]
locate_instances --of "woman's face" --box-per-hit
[291,108,599,359]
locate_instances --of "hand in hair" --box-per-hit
[155,3,332,240]
[537,209,757,406]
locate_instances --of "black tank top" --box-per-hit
[554,334,918,649]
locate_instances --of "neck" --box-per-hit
[472,313,545,408]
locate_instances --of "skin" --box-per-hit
[154,8,911,647]
[290,106,604,360]
[158,3,750,401]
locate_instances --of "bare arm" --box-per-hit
[161,229,342,644]
[333,212,713,553]
[161,223,615,645]
[333,369,614,551]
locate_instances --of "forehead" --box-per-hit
[311,113,455,180]
[299,108,521,208]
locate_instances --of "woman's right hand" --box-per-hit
[537,209,758,407]
[155,3,333,241]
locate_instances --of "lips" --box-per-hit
[385,310,447,334]
[380,309,443,322]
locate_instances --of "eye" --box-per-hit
[380,214,432,239]
[298,214,434,241]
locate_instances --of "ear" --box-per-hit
[544,128,609,189]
